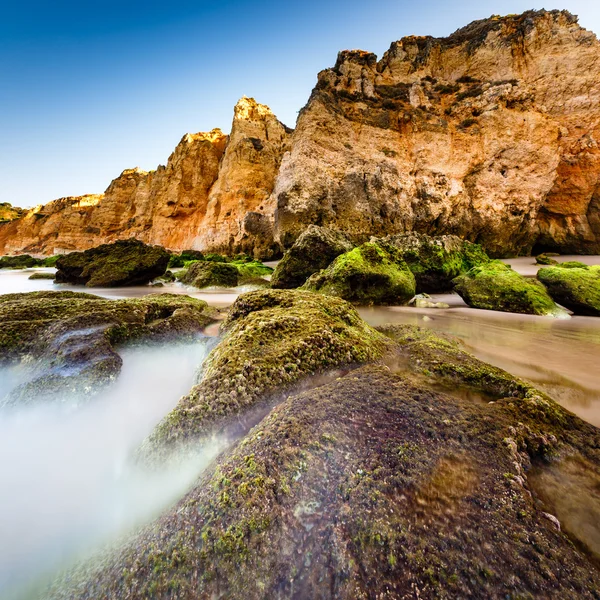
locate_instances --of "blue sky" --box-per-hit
[2,1,599,208]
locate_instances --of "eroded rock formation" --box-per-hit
[2,10,600,258]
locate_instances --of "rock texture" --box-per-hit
[0,98,289,258]
[273,10,600,256]
[2,11,600,258]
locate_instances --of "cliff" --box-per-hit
[1,10,600,258]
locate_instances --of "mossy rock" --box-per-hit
[142,289,394,458]
[233,260,273,283]
[453,260,566,317]
[302,241,416,305]
[0,291,218,406]
[0,254,40,269]
[49,359,600,599]
[381,232,490,293]
[535,253,559,266]
[168,250,205,268]
[537,264,600,316]
[179,261,239,288]
[271,225,354,289]
[28,272,56,280]
[55,239,170,287]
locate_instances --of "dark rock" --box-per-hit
[537,264,600,316]
[179,261,239,288]
[302,241,416,305]
[55,239,170,287]
[381,232,490,292]
[270,225,354,289]
[453,260,566,316]
[28,272,56,280]
[0,254,40,269]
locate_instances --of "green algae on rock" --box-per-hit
[0,291,218,406]
[47,363,600,600]
[271,225,354,289]
[535,253,559,265]
[179,261,240,288]
[382,232,490,293]
[28,271,56,280]
[143,289,394,457]
[54,239,170,287]
[537,264,600,316]
[453,260,566,317]
[302,241,416,305]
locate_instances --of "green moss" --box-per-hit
[143,289,394,457]
[453,260,566,316]
[168,250,205,268]
[535,253,559,266]
[302,242,416,305]
[179,261,239,288]
[537,264,600,316]
[28,272,56,280]
[55,239,170,287]
[0,254,40,269]
[233,260,273,282]
[381,233,490,293]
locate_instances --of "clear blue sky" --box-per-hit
[2,1,599,208]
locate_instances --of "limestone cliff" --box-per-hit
[1,10,600,258]
[0,98,289,258]
[273,10,600,255]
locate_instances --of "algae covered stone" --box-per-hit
[535,253,559,265]
[302,241,416,305]
[179,261,239,288]
[538,264,600,316]
[453,260,565,316]
[270,225,354,289]
[382,232,490,292]
[0,254,40,269]
[55,239,170,287]
[0,291,218,405]
[144,289,393,456]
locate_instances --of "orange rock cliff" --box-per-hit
[2,10,600,259]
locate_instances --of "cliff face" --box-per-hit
[273,10,600,255]
[1,10,600,258]
[0,98,289,258]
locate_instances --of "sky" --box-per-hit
[2,1,599,208]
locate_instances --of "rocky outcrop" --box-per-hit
[272,10,600,256]
[0,202,24,223]
[538,263,600,316]
[2,11,600,258]
[0,98,289,258]
[55,239,170,287]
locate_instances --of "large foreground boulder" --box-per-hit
[382,233,490,293]
[55,239,170,287]
[142,289,393,459]
[302,242,416,305]
[0,291,217,406]
[270,225,354,289]
[47,325,600,599]
[453,261,566,317]
[538,264,600,316]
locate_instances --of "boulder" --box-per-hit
[142,289,393,458]
[537,264,600,316]
[179,261,240,288]
[168,250,205,268]
[381,233,490,292]
[535,253,559,265]
[302,241,416,305]
[270,225,354,289]
[55,239,170,287]
[28,272,55,280]
[453,260,566,316]
[0,254,40,269]
[0,291,218,406]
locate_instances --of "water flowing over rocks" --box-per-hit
[1,11,600,258]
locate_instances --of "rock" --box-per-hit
[142,289,393,459]
[179,261,240,288]
[0,254,40,269]
[270,225,354,289]
[537,264,600,316]
[302,241,416,305]
[535,253,559,265]
[272,10,600,256]
[54,239,170,287]
[28,272,55,280]
[51,352,600,599]
[0,291,218,406]
[409,293,450,309]
[382,233,490,292]
[168,250,205,268]
[453,260,566,316]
